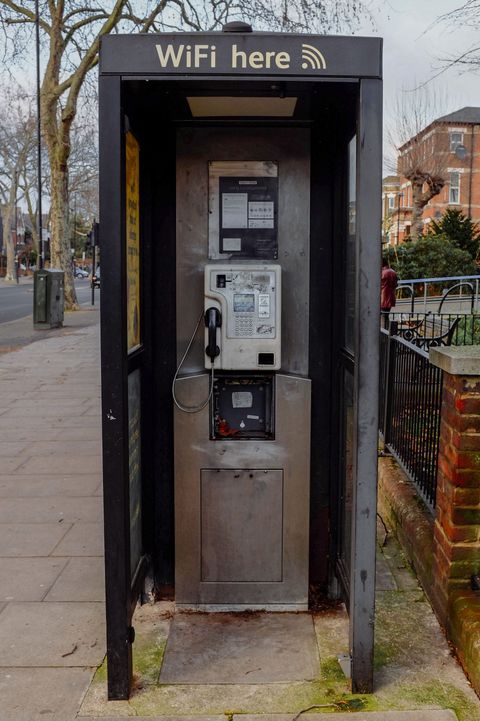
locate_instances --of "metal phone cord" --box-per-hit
[172,309,215,413]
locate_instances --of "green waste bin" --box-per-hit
[33,269,65,329]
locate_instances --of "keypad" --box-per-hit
[235,315,254,336]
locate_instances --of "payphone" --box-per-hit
[204,264,281,370]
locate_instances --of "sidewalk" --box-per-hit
[0,313,480,721]
[0,310,104,720]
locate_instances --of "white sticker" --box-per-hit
[247,414,259,420]
[258,293,270,318]
[248,201,274,219]
[231,391,253,408]
[222,237,242,251]
[222,193,248,228]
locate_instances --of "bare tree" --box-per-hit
[0,83,36,281]
[435,1,480,73]
[387,88,455,241]
[0,0,369,308]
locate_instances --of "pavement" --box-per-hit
[0,308,104,720]
[1,309,480,720]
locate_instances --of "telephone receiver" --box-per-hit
[205,307,222,363]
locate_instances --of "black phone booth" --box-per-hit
[99,28,382,700]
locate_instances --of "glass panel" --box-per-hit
[128,368,142,578]
[344,136,356,353]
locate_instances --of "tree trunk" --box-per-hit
[411,180,426,241]
[1,191,16,282]
[42,88,78,310]
[408,172,445,242]
[49,156,77,308]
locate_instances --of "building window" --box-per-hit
[388,195,395,210]
[450,131,463,152]
[449,172,460,204]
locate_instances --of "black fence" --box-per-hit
[380,328,443,512]
[387,312,480,348]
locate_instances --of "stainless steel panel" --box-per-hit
[174,373,311,607]
[176,128,310,376]
[201,469,283,583]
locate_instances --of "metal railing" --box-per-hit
[380,328,443,512]
[388,311,480,347]
[396,274,480,313]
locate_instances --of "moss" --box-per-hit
[373,641,396,670]
[133,637,166,685]
[391,680,480,721]
[91,656,108,683]
[126,680,375,717]
[320,657,345,683]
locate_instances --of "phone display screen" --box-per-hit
[233,293,255,313]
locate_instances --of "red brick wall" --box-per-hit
[379,360,480,694]
[431,373,480,625]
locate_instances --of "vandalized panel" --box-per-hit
[211,375,274,440]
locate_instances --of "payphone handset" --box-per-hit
[204,264,281,370]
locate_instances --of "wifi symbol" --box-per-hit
[301,44,327,71]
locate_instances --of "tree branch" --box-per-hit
[2,0,51,32]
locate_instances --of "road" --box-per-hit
[0,279,97,325]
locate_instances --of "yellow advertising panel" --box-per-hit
[126,131,141,352]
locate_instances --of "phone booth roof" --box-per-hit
[100,32,382,82]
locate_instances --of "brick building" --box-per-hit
[384,107,480,245]
[381,174,400,246]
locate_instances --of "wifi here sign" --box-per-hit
[155,41,326,72]
[100,35,382,78]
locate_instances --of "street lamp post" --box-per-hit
[13,170,19,284]
[35,0,44,270]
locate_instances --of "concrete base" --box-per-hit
[160,612,319,684]
[78,714,458,721]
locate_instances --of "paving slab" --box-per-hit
[313,606,349,659]
[44,557,105,602]
[9,397,92,409]
[0,473,101,497]
[28,439,102,454]
[51,521,104,556]
[160,612,319,684]
[0,558,67,601]
[237,714,458,720]
[31,415,101,429]
[0,426,102,442]
[0,441,29,455]
[17,454,102,475]
[0,521,71,556]
[78,717,458,721]
[0,667,94,721]
[0,457,24,472]
[0,496,102,523]
[0,601,105,666]
[78,717,225,721]
[376,552,398,591]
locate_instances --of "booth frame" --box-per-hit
[99,31,382,700]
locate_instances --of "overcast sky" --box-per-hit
[357,0,480,159]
